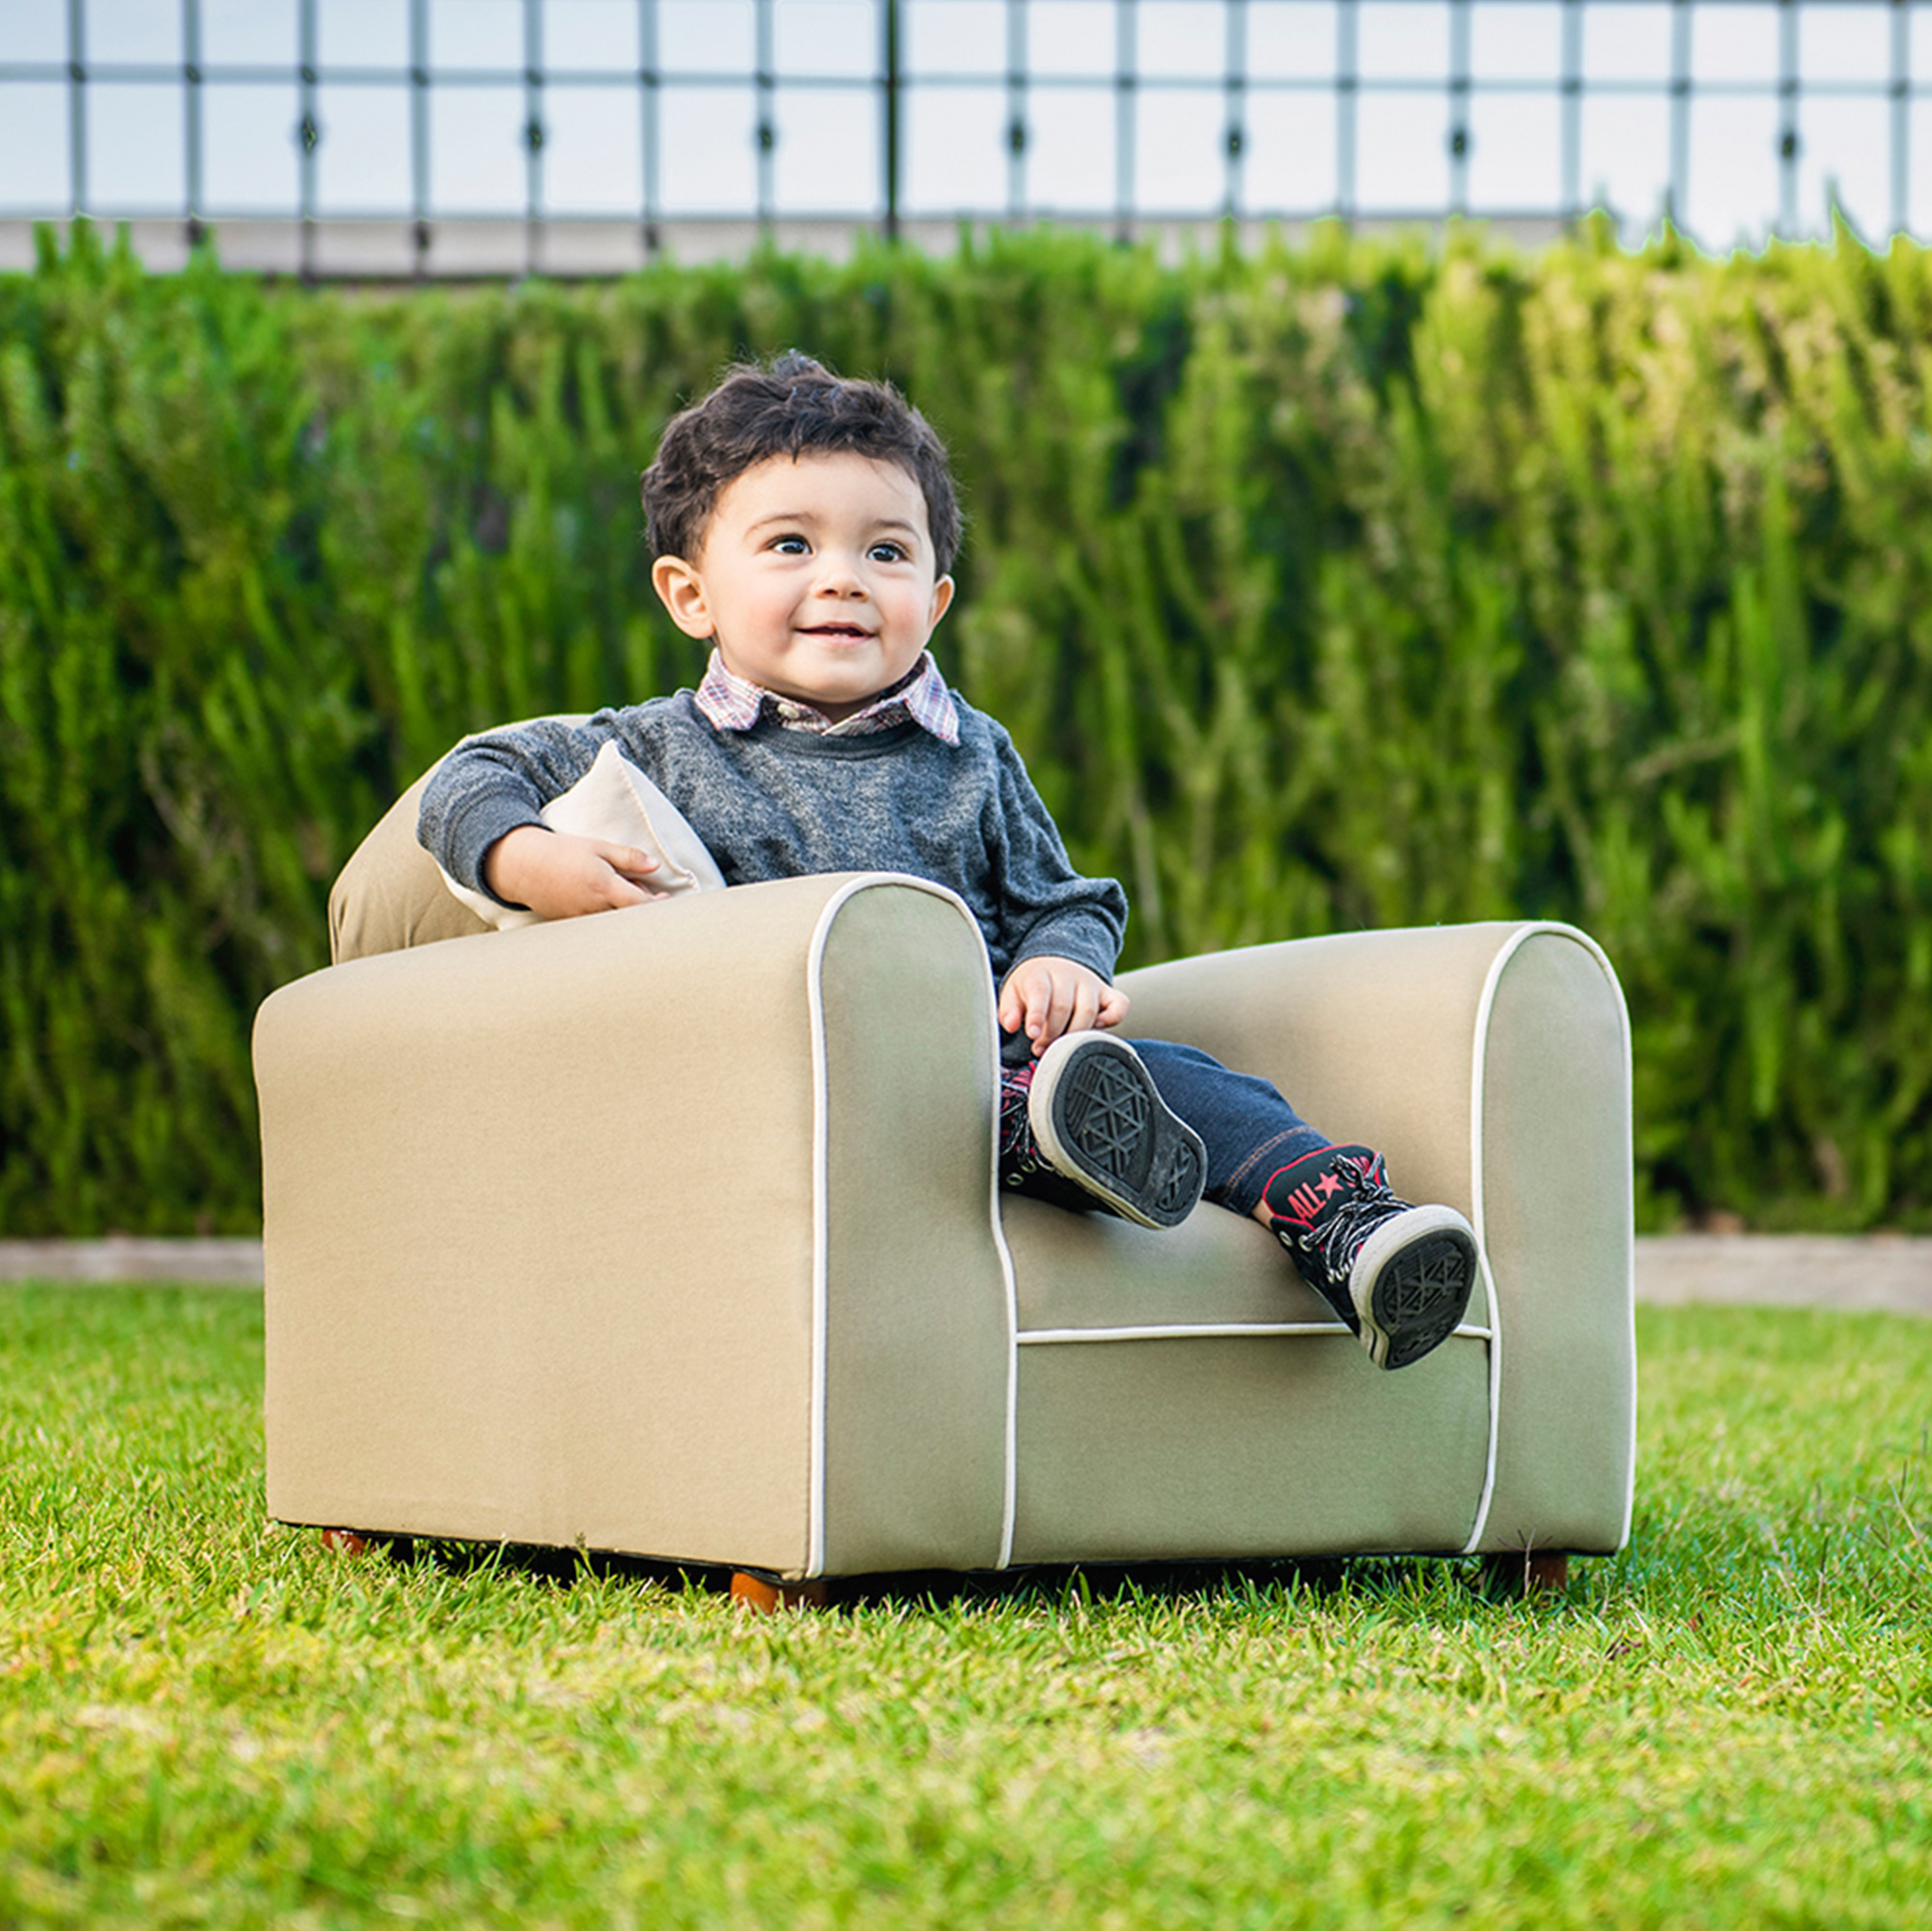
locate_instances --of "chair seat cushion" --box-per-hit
[999,1195,1498,1564]
[1000,1192,1491,1340]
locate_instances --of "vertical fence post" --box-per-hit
[1778,0,1800,237]
[882,0,901,243]
[297,0,318,280]
[409,0,430,277]
[183,0,205,254]
[1114,0,1136,242]
[1223,0,1247,225]
[1892,0,1911,238]
[1667,0,1691,234]
[1560,0,1582,227]
[523,0,543,276]
[1448,0,1470,217]
[1006,0,1026,223]
[755,0,774,239]
[66,0,87,222]
[1336,0,1358,223]
[640,0,659,258]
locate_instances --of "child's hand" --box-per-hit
[998,956,1130,1055]
[482,825,664,919]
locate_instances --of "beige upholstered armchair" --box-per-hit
[253,767,1636,1607]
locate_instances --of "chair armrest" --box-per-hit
[1117,921,1636,1555]
[256,871,1014,1580]
[327,772,492,961]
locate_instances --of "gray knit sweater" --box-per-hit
[415,692,1128,987]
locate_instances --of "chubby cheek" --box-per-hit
[883,587,941,640]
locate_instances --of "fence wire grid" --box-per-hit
[3,0,1930,276]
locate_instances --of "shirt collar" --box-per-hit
[693,648,961,746]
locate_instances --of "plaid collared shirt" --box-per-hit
[692,648,961,746]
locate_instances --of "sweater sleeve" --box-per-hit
[987,726,1129,983]
[416,712,630,899]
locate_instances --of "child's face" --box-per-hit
[650,450,955,722]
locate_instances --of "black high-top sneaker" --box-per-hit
[1261,1144,1478,1369]
[1004,1033,1206,1229]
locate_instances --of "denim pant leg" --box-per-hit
[1131,1039,1331,1217]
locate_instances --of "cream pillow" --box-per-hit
[437,739,726,930]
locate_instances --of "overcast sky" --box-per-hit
[1,1,1923,249]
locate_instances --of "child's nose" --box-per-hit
[815,551,869,594]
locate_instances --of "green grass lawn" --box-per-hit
[3,1287,1928,1929]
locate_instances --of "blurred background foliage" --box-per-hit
[3,218,1929,1236]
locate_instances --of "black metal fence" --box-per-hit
[1,0,1927,275]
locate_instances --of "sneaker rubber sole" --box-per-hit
[1348,1206,1479,1370]
[1026,1033,1206,1229]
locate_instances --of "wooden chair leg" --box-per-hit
[1481,1550,1570,1598]
[320,1527,371,1555]
[731,1570,830,1612]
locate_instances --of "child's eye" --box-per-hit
[868,541,907,563]
[770,535,810,554]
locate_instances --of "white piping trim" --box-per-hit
[1458,921,1635,1556]
[802,887,847,1579]
[983,1030,1022,1574]
[1590,930,1639,1552]
[992,1169,1022,1572]
[802,873,1020,1579]
[1019,1321,1492,1347]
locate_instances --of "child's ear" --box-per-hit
[651,555,715,640]
[927,574,956,630]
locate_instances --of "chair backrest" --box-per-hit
[328,772,493,964]
[328,714,592,964]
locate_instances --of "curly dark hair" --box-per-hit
[640,350,963,574]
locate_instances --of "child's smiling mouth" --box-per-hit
[801,623,875,641]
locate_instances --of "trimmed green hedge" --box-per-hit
[4,219,1930,1235]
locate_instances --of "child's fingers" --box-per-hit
[1068,976,1102,1037]
[999,960,1119,1050]
[1001,963,1052,1037]
[1030,973,1078,1049]
[600,872,659,909]
[592,840,659,881]
[1022,986,1054,1042]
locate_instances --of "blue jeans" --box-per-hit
[1000,1032,1331,1219]
[1131,1039,1331,1217]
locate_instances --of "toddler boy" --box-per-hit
[418,352,1478,1370]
